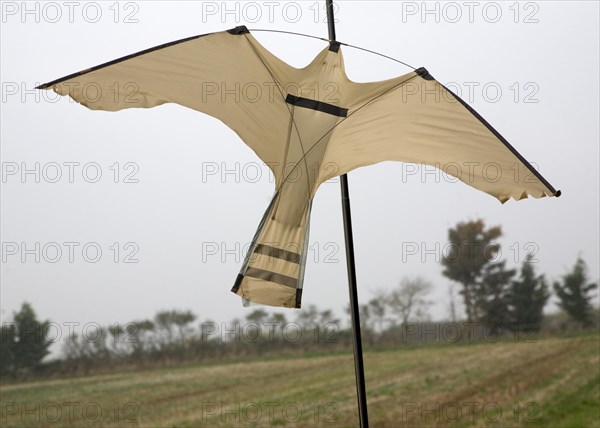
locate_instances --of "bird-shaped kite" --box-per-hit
[37,26,560,309]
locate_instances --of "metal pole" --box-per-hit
[325,0,336,41]
[340,175,370,428]
[326,1,369,427]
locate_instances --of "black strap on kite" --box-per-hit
[286,94,348,117]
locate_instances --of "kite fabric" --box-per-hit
[38,26,560,309]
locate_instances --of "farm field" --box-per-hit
[1,333,598,427]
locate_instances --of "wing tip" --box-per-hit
[498,188,562,204]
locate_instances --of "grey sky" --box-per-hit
[1,1,598,354]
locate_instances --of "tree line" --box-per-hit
[440,219,597,332]
[1,219,597,381]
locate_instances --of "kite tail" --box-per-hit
[231,191,313,309]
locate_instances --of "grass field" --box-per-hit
[1,333,598,427]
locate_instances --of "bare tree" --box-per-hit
[368,293,388,333]
[343,303,371,332]
[267,313,287,340]
[126,320,155,355]
[296,304,320,332]
[246,309,268,324]
[154,310,196,349]
[388,277,433,327]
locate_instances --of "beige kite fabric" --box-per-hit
[38,26,560,309]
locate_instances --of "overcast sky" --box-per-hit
[1,1,598,355]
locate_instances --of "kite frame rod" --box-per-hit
[327,1,369,427]
[249,28,416,70]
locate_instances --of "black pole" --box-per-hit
[325,0,336,41]
[340,175,370,428]
[326,1,369,427]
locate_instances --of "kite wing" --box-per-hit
[321,67,560,203]
[37,26,297,172]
